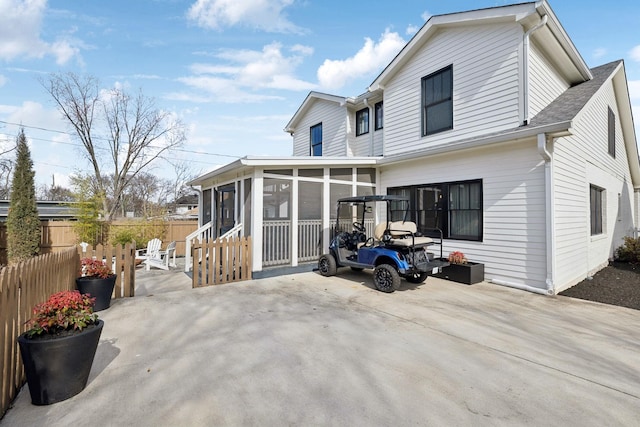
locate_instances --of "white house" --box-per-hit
[188,0,640,294]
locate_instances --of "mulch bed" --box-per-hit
[559,262,640,310]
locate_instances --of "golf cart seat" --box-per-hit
[375,221,433,247]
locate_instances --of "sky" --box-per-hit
[0,0,639,191]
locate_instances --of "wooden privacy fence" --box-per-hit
[77,243,137,299]
[192,236,252,288]
[0,248,78,418]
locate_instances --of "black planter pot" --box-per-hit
[434,261,485,285]
[18,320,104,405]
[76,275,117,311]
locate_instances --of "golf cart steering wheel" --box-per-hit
[353,222,365,232]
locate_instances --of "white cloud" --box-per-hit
[317,29,406,91]
[421,11,432,22]
[187,0,303,34]
[0,75,6,87]
[629,45,640,62]
[0,0,83,64]
[406,25,419,36]
[592,48,607,59]
[174,42,315,103]
[628,80,640,101]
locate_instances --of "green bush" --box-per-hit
[614,236,640,263]
[108,219,167,247]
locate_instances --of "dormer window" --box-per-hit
[421,65,453,136]
[356,108,369,136]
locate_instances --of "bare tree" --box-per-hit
[42,72,186,219]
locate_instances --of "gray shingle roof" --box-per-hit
[528,60,621,127]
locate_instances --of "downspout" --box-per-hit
[363,98,374,156]
[522,14,548,125]
[537,133,555,295]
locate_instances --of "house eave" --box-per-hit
[284,92,351,134]
[378,121,573,166]
[188,156,379,186]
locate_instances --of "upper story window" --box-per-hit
[356,108,369,136]
[608,107,615,158]
[374,101,383,130]
[310,123,322,156]
[421,65,453,136]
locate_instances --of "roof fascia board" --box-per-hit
[534,0,592,81]
[611,63,640,187]
[188,156,379,186]
[284,91,348,133]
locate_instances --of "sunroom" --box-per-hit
[186,156,378,276]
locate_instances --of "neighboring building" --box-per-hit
[167,194,199,219]
[0,200,77,221]
[188,1,640,294]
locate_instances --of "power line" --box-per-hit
[0,119,243,159]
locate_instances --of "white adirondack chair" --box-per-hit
[136,238,162,261]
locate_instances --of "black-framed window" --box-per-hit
[608,107,615,158]
[356,108,369,136]
[590,185,604,236]
[374,101,383,130]
[421,65,453,136]
[388,179,482,241]
[310,123,322,156]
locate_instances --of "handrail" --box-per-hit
[220,223,242,240]
[184,222,212,272]
[184,222,243,272]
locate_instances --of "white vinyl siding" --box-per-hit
[528,42,570,119]
[383,23,522,156]
[292,100,347,157]
[380,140,547,290]
[552,79,636,291]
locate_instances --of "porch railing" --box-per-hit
[263,220,291,267]
[298,219,323,263]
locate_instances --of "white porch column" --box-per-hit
[291,171,299,267]
[252,169,264,273]
[322,167,331,251]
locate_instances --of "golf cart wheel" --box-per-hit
[350,267,364,272]
[318,254,337,276]
[373,264,401,293]
[406,272,428,284]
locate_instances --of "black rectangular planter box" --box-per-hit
[434,261,484,285]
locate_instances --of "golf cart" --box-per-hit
[318,195,449,292]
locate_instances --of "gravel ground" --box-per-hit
[559,262,640,310]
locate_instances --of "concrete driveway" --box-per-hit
[2,269,640,426]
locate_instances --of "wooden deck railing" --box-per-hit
[192,236,252,287]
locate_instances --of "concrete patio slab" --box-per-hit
[2,267,639,426]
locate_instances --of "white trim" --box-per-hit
[252,169,264,273]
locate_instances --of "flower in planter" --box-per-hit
[448,251,468,265]
[25,290,98,338]
[80,257,114,278]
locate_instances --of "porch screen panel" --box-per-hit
[244,178,251,236]
[298,181,323,262]
[263,178,291,266]
[202,189,212,225]
[330,183,352,235]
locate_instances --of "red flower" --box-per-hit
[80,257,113,279]
[25,290,98,337]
